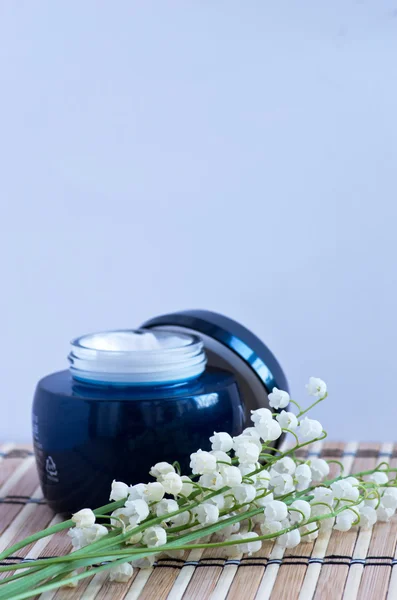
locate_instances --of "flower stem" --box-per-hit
[297,393,327,418]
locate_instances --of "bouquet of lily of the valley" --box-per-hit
[1,377,396,600]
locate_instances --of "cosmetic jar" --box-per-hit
[32,310,288,514]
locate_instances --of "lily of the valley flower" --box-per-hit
[309,458,330,480]
[71,508,96,529]
[265,500,288,521]
[210,431,234,452]
[268,387,290,410]
[155,498,179,520]
[180,475,195,497]
[109,563,134,583]
[68,524,108,550]
[194,503,219,525]
[143,526,167,547]
[294,464,312,491]
[221,465,243,487]
[289,499,311,524]
[124,498,150,526]
[276,410,298,431]
[110,480,130,502]
[149,462,175,479]
[232,483,257,504]
[306,377,327,398]
[254,419,282,442]
[190,450,217,474]
[277,528,301,549]
[161,472,183,495]
[298,417,323,441]
[235,441,260,464]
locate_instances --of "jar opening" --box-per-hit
[68,329,207,386]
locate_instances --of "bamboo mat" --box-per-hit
[1,442,397,600]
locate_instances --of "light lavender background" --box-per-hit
[1,2,397,442]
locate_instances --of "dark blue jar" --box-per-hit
[32,311,288,514]
[33,329,245,514]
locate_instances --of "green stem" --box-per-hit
[0,498,127,562]
[288,399,302,412]
[297,393,327,418]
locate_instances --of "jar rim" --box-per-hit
[68,328,207,386]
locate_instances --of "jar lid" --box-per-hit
[141,310,288,415]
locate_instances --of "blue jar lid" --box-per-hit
[141,310,288,415]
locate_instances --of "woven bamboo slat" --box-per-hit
[0,443,396,600]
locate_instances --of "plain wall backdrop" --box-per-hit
[1,1,397,442]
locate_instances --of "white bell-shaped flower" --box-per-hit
[255,491,275,508]
[270,473,295,496]
[306,377,327,398]
[233,433,262,452]
[289,499,311,524]
[68,524,108,550]
[210,450,232,465]
[334,509,357,532]
[156,498,179,520]
[109,481,130,502]
[180,475,195,497]
[124,498,150,527]
[368,471,389,485]
[235,442,260,465]
[143,526,167,547]
[232,484,257,504]
[250,408,273,425]
[381,488,397,510]
[268,387,290,410]
[223,533,244,558]
[221,465,243,487]
[265,500,288,521]
[128,483,147,500]
[331,480,359,502]
[161,472,183,495]
[109,563,134,583]
[256,469,271,489]
[239,531,262,555]
[298,418,323,442]
[144,482,165,503]
[242,427,262,440]
[200,472,224,490]
[310,503,335,531]
[171,510,191,526]
[359,506,377,529]
[377,505,395,522]
[295,464,312,491]
[277,529,301,548]
[300,523,319,543]
[276,411,298,431]
[125,529,143,545]
[255,419,282,443]
[194,502,219,525]
[272,457,296,476]
[71,508,96,529]
[238,463,258,481]
[210,432,234,452]
[190,450,217,474]
[259,519,283,536]
[208,494,226,510]
[149,462,175,479]
[311,486,334,505]
[309,458,330,480]
[130,555,156,569]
